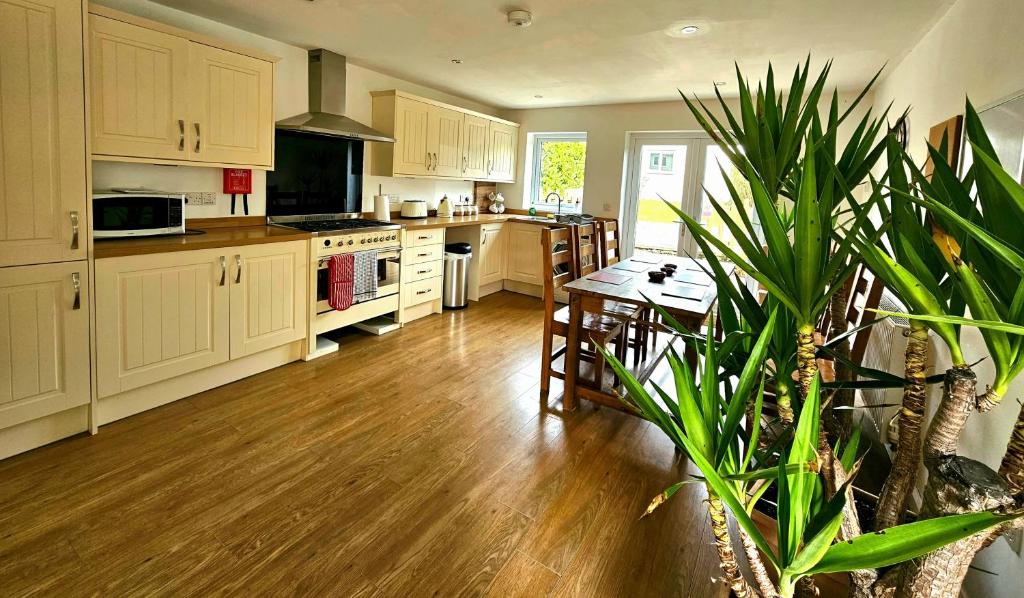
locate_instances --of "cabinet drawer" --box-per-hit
[404,277,442,306]
[404,260,443,282]
[406,244,444,264]
[408,228,445,247]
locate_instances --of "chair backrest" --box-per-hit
[573,223,599,277]
[595,218,621,269]
[541,227,576,315]
[818,264,885,366]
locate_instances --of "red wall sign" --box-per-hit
[222,168,252,194]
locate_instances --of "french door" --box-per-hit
[621,132,754,258]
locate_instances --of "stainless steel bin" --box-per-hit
[442,242,472,309]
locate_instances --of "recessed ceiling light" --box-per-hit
[665,21,709,38]
[714,81,727,86]
[534,95,543,99]
[450,58,463,64]
[680,25,700,35]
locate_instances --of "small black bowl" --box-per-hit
[648,270,666,283]
[660,266,675,277]
[663,262,678,270]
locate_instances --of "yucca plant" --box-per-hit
[599,322,1021,598]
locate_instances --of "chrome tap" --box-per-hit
[545,191,563,215]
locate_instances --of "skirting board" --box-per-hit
[97,341,304,426]
[0,405,90,461]
[479,280,504,298]
[502,279,543,299]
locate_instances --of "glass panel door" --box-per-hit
[691,145,758,258]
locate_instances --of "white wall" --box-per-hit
[873,1,1024,596]
[91,0,501,217]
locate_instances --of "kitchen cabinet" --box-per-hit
[229,241,307,358]
[188,43,274,167]
[0,0,88,267]
[95,248,231,398]
[95,242,308,397]
[479,223,507,287]
[0,262,91,431]
[371,90,519,183]
[399,227,444,323]
[89,15,190,161]
[486,121,518,183]
[88,6,276,169]
[506,223,544,286]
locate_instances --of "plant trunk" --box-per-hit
[707,489,756,597]
[923,366,976,459]
[819,442,876,598]
[796,324,818,402]
[776,380,796,426]
[976,385,1001,413]
[740,529,777,598]
[826,283,853,444]
[998,399,1024,496]
[892,456,1015,597]
[875,321,929,530]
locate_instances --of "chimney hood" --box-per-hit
[276,49,395,143]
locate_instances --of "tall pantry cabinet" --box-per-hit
[0,0,92,459]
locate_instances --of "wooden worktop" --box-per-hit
[93,221,311,259]
[398,213,565,230]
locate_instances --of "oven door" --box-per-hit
[316,248,400,314]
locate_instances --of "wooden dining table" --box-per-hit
[560,253,721,412]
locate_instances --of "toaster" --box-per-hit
[400,199,428,219]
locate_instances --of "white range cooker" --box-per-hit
[269,215,403,359]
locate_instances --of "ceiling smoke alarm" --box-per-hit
[507,9,533,28]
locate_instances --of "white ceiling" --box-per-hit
[155,0,955,109]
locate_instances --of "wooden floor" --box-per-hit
[0,291,729,597]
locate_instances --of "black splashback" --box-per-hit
[267,129,363,216]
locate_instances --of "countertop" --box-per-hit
[93,213,563,259]
[93,224,312,259]
[398,213,566,230]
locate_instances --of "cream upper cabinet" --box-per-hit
[487,120,518,183]
[429,105,464,177]
[87,6,276,169]
[390,96,431,176]
[188,42,274,167]
[89,15,189,161]
[229,241,307,359]
[0,262,90,431]
[479,224,507,286]
[462,114,490,179]
[506,223,543,286]
[372,90,519,182]
[94,248,231,398]
[0,0,87,267]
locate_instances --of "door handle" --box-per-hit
[69,211,79,250]
[235,255,242,284]
[219,256,226,286]
[416,288,431,295]
[194,122,201,153]
[433,153,438,170]
[178,119,185,151]
[462,155,467,173]
[416,269,430,274]
[71,272,81,310]
[425,151,431,170]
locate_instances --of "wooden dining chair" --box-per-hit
[817,263,885,370]
[594,218,622,269]
[540,226,626,398]
[572,222,653,367]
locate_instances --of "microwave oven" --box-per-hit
[92,191,186,238]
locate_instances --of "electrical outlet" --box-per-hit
[184,192,217,205]
[1006,526,1023,556]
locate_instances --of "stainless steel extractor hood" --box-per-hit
[276,49,395,143]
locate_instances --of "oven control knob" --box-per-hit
[375,236,381,242]
[323,239,331,247]
[360,238,366,244]
[347,239,354,246]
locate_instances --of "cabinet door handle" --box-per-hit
[416,269,430,274]
[433,153,438,171]
[219,256,226,286]
[194,122,201,153]
[178,119,185,151]
[425,151,431,170]
[417,252,429,257]
[71,272,81,310]
[69,211,79,250]
[416,288,431,295]
[235,255,242,284]
[463,155,467,173]
[417,235,430,240]
[487,159,492,174]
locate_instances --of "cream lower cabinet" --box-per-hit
[505,223,544,286]
[399,228,445,323]
[95,242,306,398]
[479,223,507,287]
[0,262,91,430]
[229,241,307,358]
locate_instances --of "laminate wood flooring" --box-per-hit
[0,291,731,597]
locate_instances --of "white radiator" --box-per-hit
[857,290,911,444]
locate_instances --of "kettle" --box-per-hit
[436,194,453,218]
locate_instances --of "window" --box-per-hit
[647,151,675,172]
[527,132,587,213]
